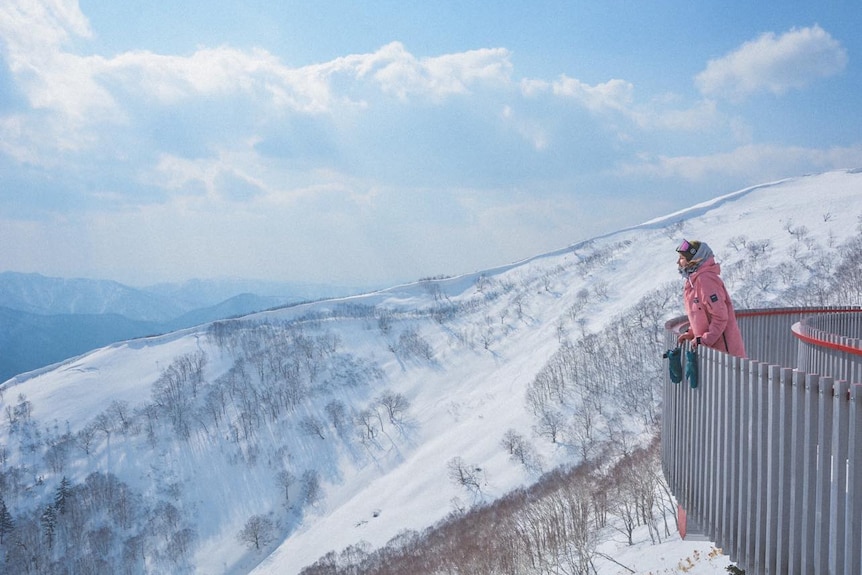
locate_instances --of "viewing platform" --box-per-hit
[662,307,862,575]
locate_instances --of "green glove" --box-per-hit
[663,347,682,384]
[685,349,698,389]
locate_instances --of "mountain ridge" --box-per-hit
[0,273,369,383]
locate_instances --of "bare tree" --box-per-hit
[275,470,296,509]
[92,411,115,441]
[500,429,542,473]
[355,409,378,441]
[447,457,483,497]
[301,470,322,506]
[395,329,434,361]
[377,390,410,425]
[299,416,326,440]
[151,360,194,439]
[237,514,275,551]
[75,423,99,455]
[44,436,72,473]
[108,400,135,435]
[533,408,564,444]
[324,400,348,433]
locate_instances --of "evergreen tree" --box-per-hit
[54,476,71,514]
[41,505,57,548]
[0,497,13,544]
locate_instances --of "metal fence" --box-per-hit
[662,307,862,575]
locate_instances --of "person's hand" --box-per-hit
[677,331,694,346]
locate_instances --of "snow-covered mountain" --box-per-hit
[142,278,373,311]
[0,274,365,383]
[0,272,187,321]
[1,169,860,575]
[0,273,367,321]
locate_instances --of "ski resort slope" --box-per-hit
[1,169,861,574]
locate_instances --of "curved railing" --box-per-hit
[793,311,862,384]
[661,307,862,575]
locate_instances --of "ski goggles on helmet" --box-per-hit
[676,239,698,260]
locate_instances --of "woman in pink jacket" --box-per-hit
[675,240,746,358]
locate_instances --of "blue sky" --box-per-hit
[1,1,860,288]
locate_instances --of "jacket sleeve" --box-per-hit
[696,275,729,347]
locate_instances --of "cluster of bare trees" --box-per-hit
[0,317,399,573]
[300,438,672,575]
[501,428,544,474]
[0,306,427,572]
[722,220,862,308]
[525,284,678,463]
[177,322,388,451]
[150,350,207,439]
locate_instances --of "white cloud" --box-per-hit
[550,75,634,113]
[0,0,91,53]
[102,41,512,112]
[520,73,721,136]
[518,77,549,98]
[0,1,119,133]
[695,25,847,101]
[0,9,515,165]
[350,42,512,100]
[100,47,338,114]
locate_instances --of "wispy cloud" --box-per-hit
[360,42,513,100]
[695,25,848,102]
[552,75,634,113]
[618,143,862,182]
[1,16,514,163]
[519,75,634,114]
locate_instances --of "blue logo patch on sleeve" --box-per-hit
[710,293,719,303]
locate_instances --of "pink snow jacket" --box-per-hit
[682,256,746,358]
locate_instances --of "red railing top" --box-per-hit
[737,306,862,318]
[791,308,862,357]
[790,323,862,357]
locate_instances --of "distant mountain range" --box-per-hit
[0,272,369,382]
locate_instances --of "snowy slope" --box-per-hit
[1,169,861,575]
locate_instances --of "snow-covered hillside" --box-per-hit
[1,169,861,574]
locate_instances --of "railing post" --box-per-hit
[681,364,695,517]
[799,373,821,574]
[724,354,741,557]
[814,376,835,575]
[683,352,709,536]
[774,367,795,575]
[847,384,862,575]
[752,362,770,573]
[735,357,752,569]
[764,365,784,575]
[705,348,720,543]
[786,369,806,575]
[830,380,850,575]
